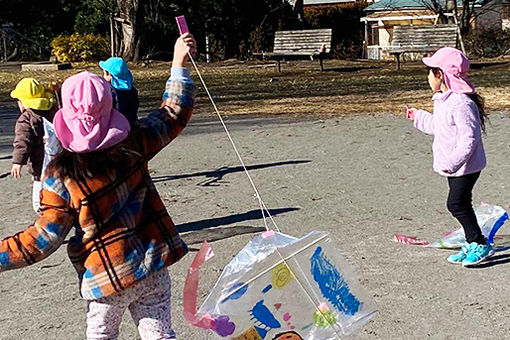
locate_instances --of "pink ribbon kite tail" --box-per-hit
[183,241,215,329]
[394,234,430,246]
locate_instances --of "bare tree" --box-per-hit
[446,0,457,23]
[116,0,146,61]
[458,0,489,34]
[420,0,498,33]
[291,0,304,27]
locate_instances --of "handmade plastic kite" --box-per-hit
[184,231,377,339]
[395,203,508,248]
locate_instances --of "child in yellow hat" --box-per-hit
[10,78,59,212]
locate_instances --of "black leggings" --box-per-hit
[447,172,485,244]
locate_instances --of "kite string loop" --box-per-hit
[187,54,280,233]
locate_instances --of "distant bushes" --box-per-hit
[304,3,367,59]
[51,33,109,62]
[464,29,510,58]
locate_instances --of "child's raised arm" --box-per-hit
[136,34,196,160]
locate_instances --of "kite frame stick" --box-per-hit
[218,233,329,301]
[275,246,346,338]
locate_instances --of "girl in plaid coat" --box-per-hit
[0,34,197,339]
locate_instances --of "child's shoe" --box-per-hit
[461,242,494,267]
[447,242,470,264]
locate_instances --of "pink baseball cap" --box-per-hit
[422,47,475,94]
[53,71,130,153]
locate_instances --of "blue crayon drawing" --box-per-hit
[310,246,360,316]
[221,282,248,304]
[262,284,272,294]
[249,299,282,339]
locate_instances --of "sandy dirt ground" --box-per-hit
[0,104,510,340]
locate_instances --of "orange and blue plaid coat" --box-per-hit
[0,68,194,300]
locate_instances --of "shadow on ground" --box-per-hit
[474,252,510,269]
[469,234,510,268]
[325,66,379,73]
[470,61,509,69]
[177,207,299,233]
[153,160,311,186]
[179,207,299,246]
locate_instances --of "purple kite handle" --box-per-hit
[176,16,189,35]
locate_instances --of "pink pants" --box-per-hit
[86,269,176,340]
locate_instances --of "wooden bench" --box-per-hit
[389,24,458,70]
[260,29,332,72]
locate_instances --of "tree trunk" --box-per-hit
[292,0,304,28]
[446,0,456,24]
[117,0,146,61]
[460,0,475,34]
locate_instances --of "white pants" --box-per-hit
[86,270,176,340]
[32,180,42,213]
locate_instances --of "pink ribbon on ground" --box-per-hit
[183,241,216,329]
[394,234,430,246]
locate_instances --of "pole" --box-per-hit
[205,34,211,63]
[363,20,368,59]
[110,16,115,57]
[205,23,211,63]
[2,29,7,62]
[452,13,466,54]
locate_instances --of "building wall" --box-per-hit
[364,11,436,59]
[377,21,392,48]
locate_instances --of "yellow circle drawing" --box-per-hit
[272,263,293,289]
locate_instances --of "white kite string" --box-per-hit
[187,53,281,233]
[186,54,344,340]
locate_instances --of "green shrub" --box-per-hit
[249,27,269,54]
[51,33,109,62]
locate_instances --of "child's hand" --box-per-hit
[405,105,417,121]
[11,164,22,178]
[172,33,196,68]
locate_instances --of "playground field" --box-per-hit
[0,59,510,339]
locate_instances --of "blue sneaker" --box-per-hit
[447,242,470,264]
[461,242,494,267]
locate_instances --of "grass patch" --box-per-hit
[1,59,510,116]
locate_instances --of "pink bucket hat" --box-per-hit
[53,71,130,153]
[422,47,475,94]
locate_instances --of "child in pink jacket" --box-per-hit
[407,47,491,267]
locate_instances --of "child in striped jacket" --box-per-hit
[0,33,197,339]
